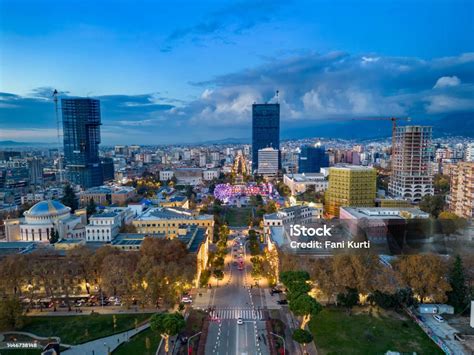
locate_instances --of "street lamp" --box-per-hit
[270,332,286,355]
[187,331,202,354]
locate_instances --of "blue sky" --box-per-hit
[1,0,473,144]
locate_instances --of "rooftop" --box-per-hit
[284,173,326,182]
[25,200,70,217]
[341,207,430,219]
[330,164,375,171]
[136,207,213,221]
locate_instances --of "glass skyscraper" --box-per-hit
[298,144,329,173]
[62,98,103,188]
[252,103,280,172]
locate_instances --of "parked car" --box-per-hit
[277,300,288,305]
[271,288,283,294]
[181,296,193,304]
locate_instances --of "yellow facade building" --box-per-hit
[324,165,377,217]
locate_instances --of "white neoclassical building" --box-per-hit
[5,200,86,242]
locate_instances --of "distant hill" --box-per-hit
[281,112,474,140]
[431,112,474,137]
[199,137,250,144]
[0,140,52,147]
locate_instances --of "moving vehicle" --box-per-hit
[433,315,445,323]
[238,260,244,270]
[237,318,243,325]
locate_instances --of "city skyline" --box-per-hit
[1,0,474,144]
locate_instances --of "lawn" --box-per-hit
[309,307,443,355]
[113,328,160,355]
[20,313,153,345]
[223,207,252,226]
[0,350,42,355]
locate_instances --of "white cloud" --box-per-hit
[426,94,474,113]
[361,56,380,63]
[433,76,461,89]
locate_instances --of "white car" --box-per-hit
[237,318,243,325]
[181,296,193,303]
[433,315,445,323]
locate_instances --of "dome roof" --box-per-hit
[26,200,70,217]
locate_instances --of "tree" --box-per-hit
[86,198,97,219]
[67,246,94,294]
[309,258,339,304]
[119,223,138,233]
[62,184,78,212]
[290,294,322,329]
[336,287,359,309]
[434,174,450,194]
[150,312,185,353]
[292,329,313,353]
[0,254,27,296]
[367,291,399,309]
[447,255,469,313]
[0,296,24,331]
[49,229,59,244]
[101,252,138,304]
[393,254,451,303]
[280,271,321,328]
[265,201,278,214]
[419,195,445,218]
[438,211,467,235]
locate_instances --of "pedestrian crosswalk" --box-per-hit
[209,308,264,320]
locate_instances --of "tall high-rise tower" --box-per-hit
[389,126,433,202]
[62,98,103,188]
[252,103,280,172]
[298,144,329,173]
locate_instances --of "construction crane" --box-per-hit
[52,89,63,184]
[351,116,411,152]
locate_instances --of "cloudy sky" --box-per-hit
[1,0,473,144]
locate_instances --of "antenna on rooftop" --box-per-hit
[276,90,279,103]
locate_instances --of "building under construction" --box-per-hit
[389,125,433,203]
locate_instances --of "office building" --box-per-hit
[298,144,329,173]
[283,173,328,195]
[133,207,214,240]
[449,162,474,219]
[258,148,279,177]
[252,103,280,172]
[62,98,103,188]
[101,157,115,182]
[0,151,21,162]
[28,157,43,185]
[389,126,433,203]
[324,165,377,217]
[340,207,430,243]
[86,211,122,242]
